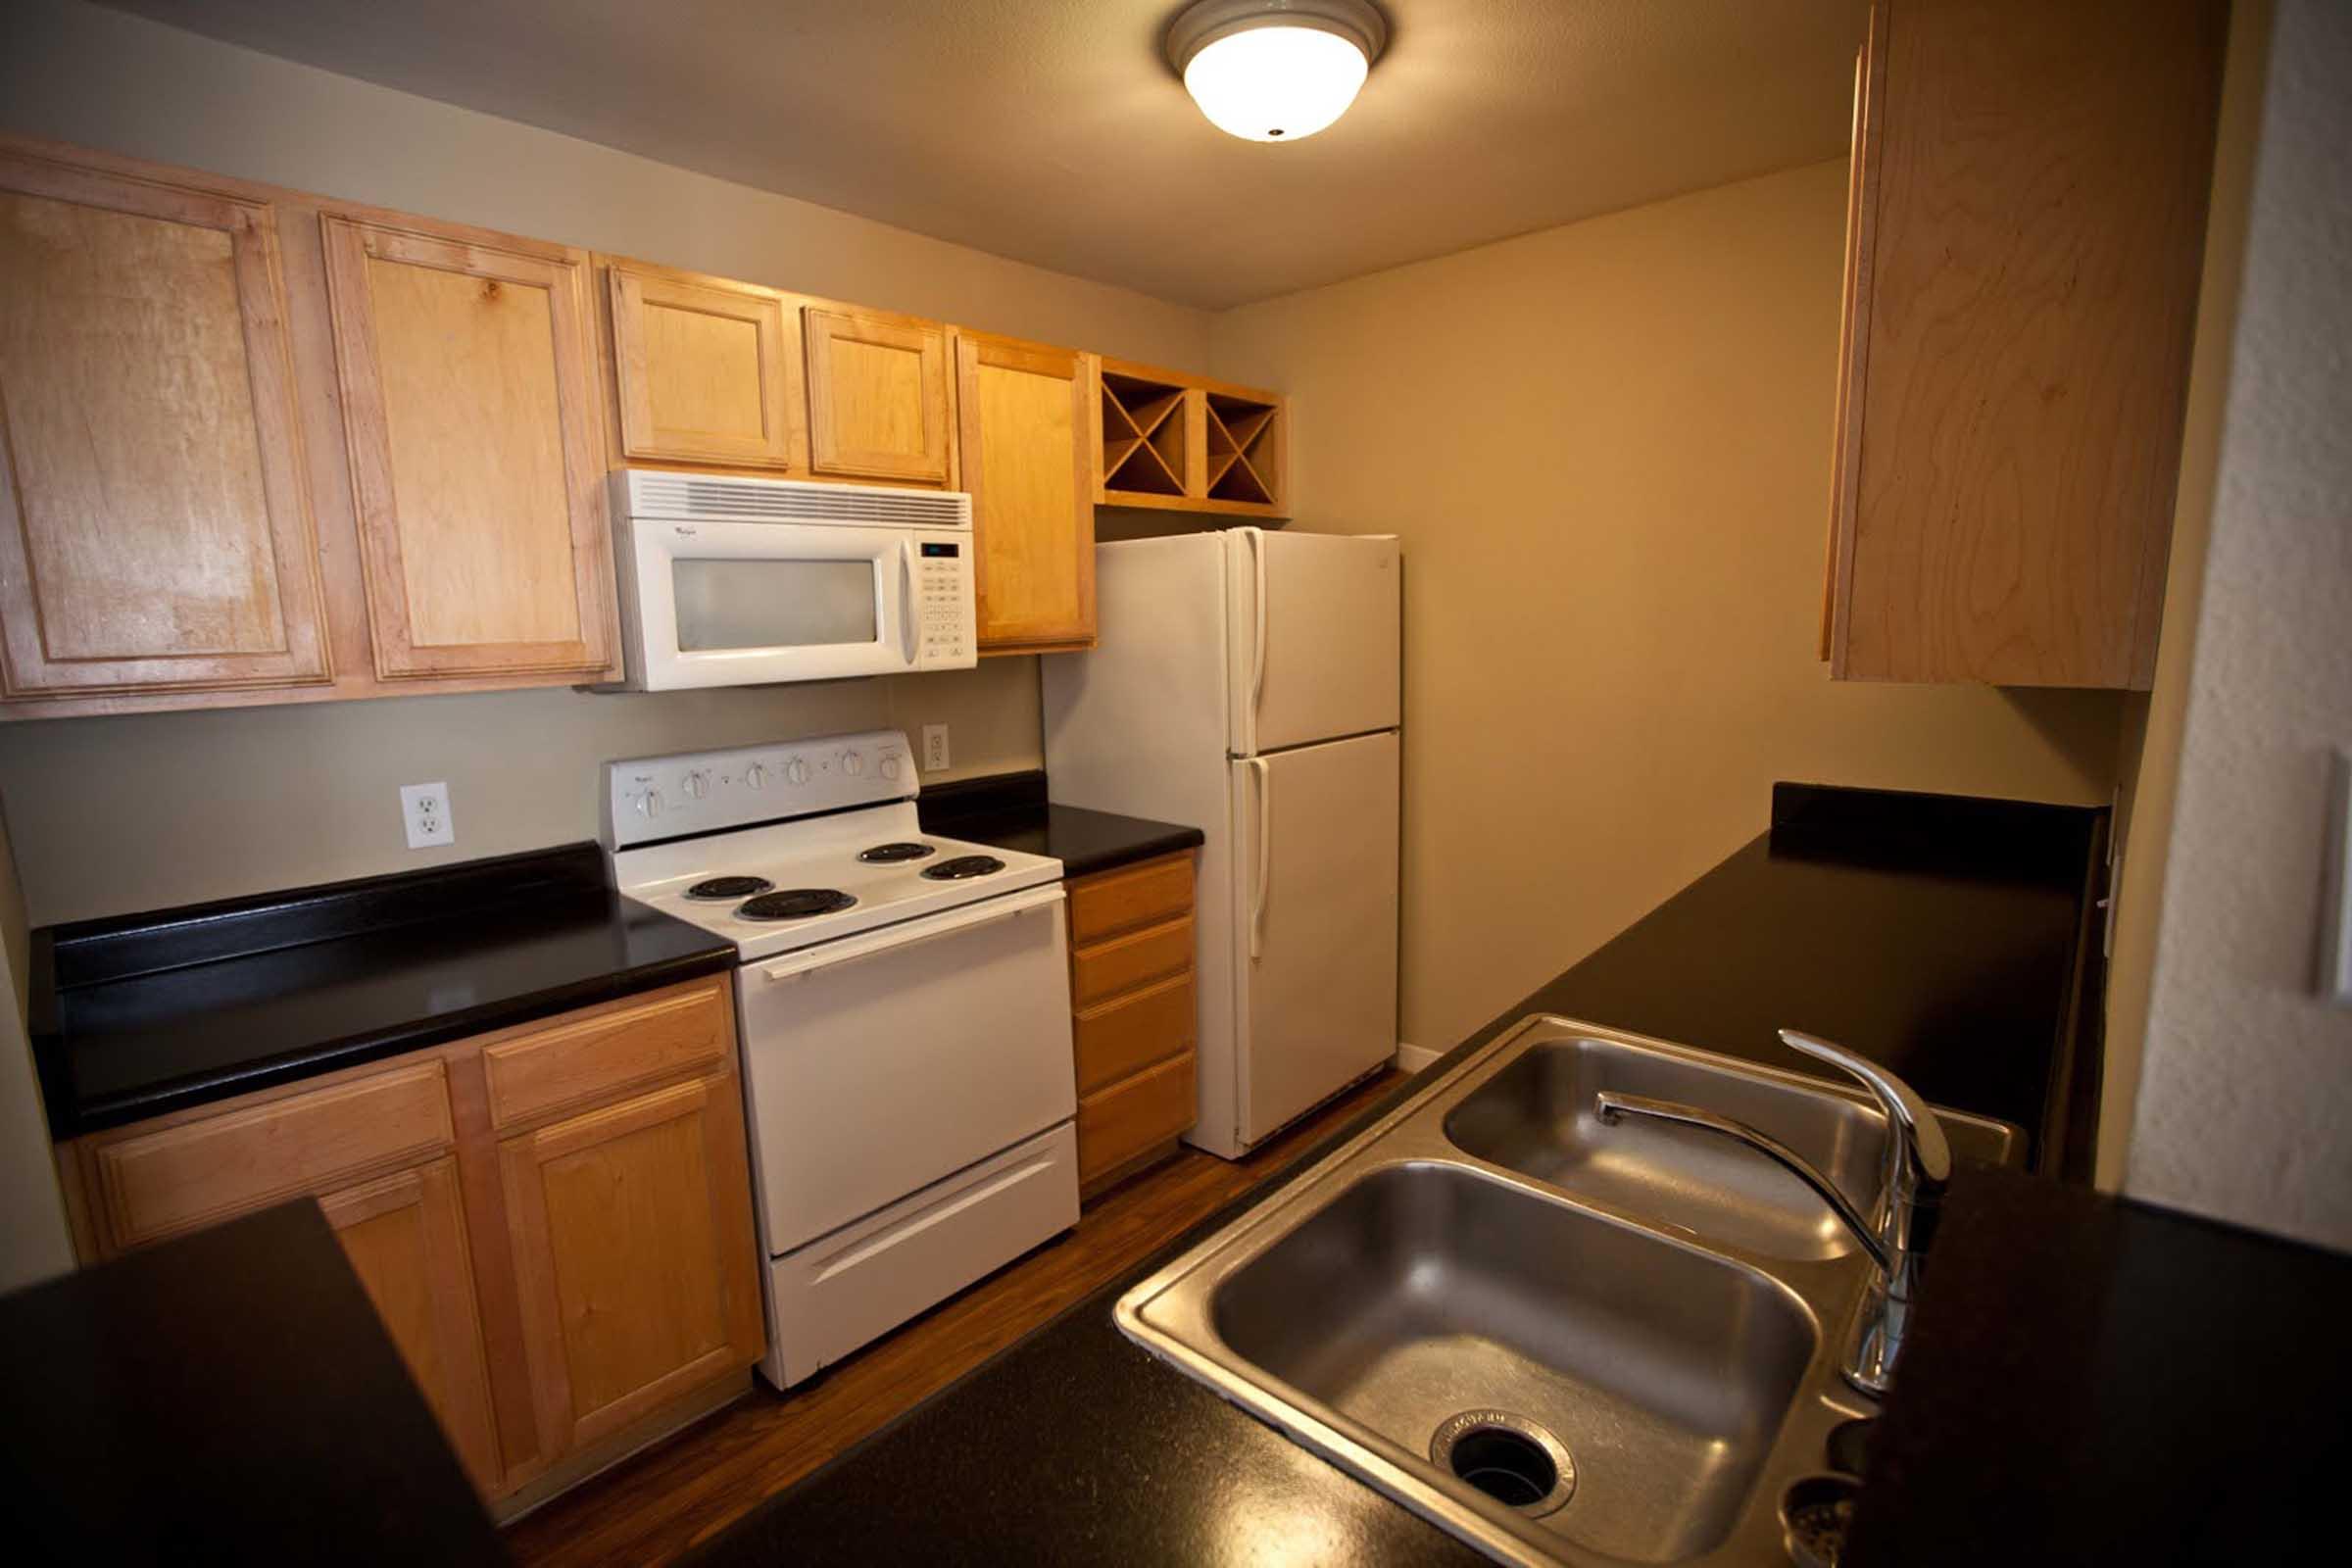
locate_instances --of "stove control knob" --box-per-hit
[636,788,663,818]
[785,759,810,787]
[681,770,710,800]
[744,762,769,790]
[880,756,902,782]
[842,751,864,777]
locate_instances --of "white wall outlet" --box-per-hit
[400,782,455,850]
[921,724,951,773]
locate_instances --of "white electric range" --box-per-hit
[606,729,1078,1389]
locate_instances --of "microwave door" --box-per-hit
[633,518,908,688]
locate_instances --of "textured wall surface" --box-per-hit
[2127,0,2352,1251]
[1210,162,2126,1056]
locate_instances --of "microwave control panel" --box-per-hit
[913,536,976,669]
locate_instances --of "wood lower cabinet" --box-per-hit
[54,974,760,1505]
[322,215,615,681]
[1065,852,1200,1190]
[803,305,954,485]
[318,1158,503,1490]
[955,330,1097,653]
[0,145,331,699]
[1821,0,2228,688]
[498,1072,763,1454]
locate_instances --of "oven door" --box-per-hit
[622,515,921,687]
[736,883,1077,1253]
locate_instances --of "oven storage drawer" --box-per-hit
[739,883,1077,1251]
[762,1120,1078,1387]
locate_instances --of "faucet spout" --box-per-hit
[1592,1029,1952,1398]
[1592,1092,1892,1274]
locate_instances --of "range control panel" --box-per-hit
[604,728,915,848]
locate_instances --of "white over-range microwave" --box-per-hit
[606,469,977,689]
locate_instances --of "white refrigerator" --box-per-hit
[1042,528,1400,1158]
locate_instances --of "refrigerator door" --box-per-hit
[1227,529,1401,756]
[1229,729,1400,1145]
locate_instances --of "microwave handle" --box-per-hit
[899,540,918,665]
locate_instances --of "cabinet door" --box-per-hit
[498,1073,763,1457]
[0,149,329,698]
[956,332,1096,652]
[319,1159,503,1494]
[609,264,805,469]
[322,216,614,680]
[802,306,952,484]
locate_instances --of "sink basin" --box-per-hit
[1211,1162,1815,1563]
[1117,1014,2029,1567]
[1444,1035,2023,1261]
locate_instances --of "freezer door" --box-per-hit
[1229,730,1400,1145]
[1226,529,1401,755]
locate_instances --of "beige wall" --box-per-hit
[1209,161,2125,1054]
[0,0,1211,929]
[2098,0,2275,1190]
[2123,0,2352,1253]
[0,803,74,1292]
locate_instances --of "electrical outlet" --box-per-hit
[400,782,455,850]
[922,724,951,773]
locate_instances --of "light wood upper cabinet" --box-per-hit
[1821,0,2228,688]
[955,330,1097,653]
[322,215,615,680]
[803,306,954,485]
[0,148,331,699]
[606,261,806,471]
[498,1070,763,1456]
[319,1158,503,1494]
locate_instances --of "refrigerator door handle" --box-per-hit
[1246,526,1266,756]
[1249,756,1271,960]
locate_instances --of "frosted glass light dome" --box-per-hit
[1167,1,1388,144]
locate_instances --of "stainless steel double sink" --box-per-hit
[1115,1016,2022,1566]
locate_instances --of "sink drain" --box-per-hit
[1430,1409,1576,1517]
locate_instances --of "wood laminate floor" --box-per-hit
[506,1071,1403,1566]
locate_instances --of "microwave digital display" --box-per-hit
[921,543,960,558]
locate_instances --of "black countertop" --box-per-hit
[0,1199,508,1564]
[691,784,2111,1566]
[919,769,1204,879]
[31,843,737,1139]
[1847,1162,2352,1566]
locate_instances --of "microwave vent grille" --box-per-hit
[621,470,970,528]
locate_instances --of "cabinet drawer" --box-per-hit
[1077,1053,1198,1182]
[1074,971,1196,1097]
[1070,914,1193,1009]
[482,978,732,1130]
[91,1061,454,1249]
[1067,854,1194,946]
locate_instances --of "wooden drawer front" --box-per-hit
[482,979,731,1131]
[1078,1053,1198,1183]
[1068,854,1194,946]
[1071,915,1193,1009]
[91,1061,454,1249]
[1074,972,1196,1097]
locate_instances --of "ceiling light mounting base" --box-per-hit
[1165,0,1390,76]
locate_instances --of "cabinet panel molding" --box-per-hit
[0,148,330,698]
[956,330,1096,652]
[608,263,806,470]
[322,215,614,680]
[803,306,953,484]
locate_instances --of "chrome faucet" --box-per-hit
[1592,1028,1953,1397]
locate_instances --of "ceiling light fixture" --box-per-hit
[1167,0,1389,144]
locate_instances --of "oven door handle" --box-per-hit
[899,538,919,666]
[756,884,1063,985]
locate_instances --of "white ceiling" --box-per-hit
[100,0,1866,310]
